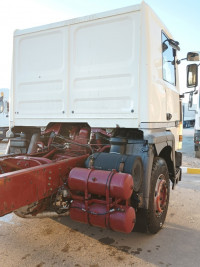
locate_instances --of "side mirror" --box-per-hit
[187,52,200,61]
[187,64,198,88]
[189,92,193,108]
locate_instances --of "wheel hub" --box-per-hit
[154,174,168,216]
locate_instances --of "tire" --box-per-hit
[147,157,170,234]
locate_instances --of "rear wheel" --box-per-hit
[147,157,170,233]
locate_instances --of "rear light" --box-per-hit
[178,122,183,149]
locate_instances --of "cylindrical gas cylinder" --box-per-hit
[68,167,133,200]
[70,200,136,233]
[85,152,143,192]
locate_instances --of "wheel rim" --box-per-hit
[154,174,168,217]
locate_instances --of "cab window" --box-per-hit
[162,32,176,85]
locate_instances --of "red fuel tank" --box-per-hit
[70,200,136,233]
[68,168,133,200]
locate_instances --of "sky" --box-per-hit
[0,0,200,94]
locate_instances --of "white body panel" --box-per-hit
[0,88,9,127]
[195,90,200,130]
[11,3,180,130]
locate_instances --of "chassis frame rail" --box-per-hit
[0,154,88,216]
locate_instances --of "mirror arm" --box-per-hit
[180,88,197,99]
[176,58,187,65]
[183,87,198,96]
[177,58,200,65]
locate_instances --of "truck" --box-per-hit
[184,59,200,158]
[0,2,197,234]
[194,88,200,157]
[183,102,196,128]
[0,88,9,140]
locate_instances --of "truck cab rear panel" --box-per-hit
[11,3,180,134]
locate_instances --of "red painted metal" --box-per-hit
[70,200,135,233]
[67,128,90,155]
[154,175,168,215]
[0,157,42,174]
[68,167,133,200]
[0,154,88,216]
[42,123,62,135]
[91,128,112,137]
[68,167,135,233]
[42,149,57,158]
[74,128,90,143]
[16,156,52,164]
[0,121,136,233]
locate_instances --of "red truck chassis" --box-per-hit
[0,123,141,233]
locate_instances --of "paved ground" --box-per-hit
[0,131,199,267]
[180,128,200,168]
[181,128,194,157]
[0,173,199,267]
